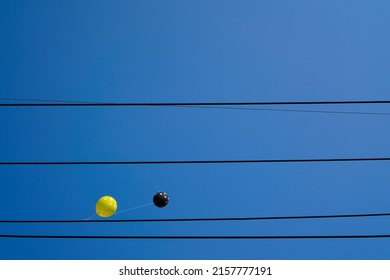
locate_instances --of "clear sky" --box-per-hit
[1,0,390,259]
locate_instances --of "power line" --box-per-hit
[0,97,101,104]
[1,234,390,239]
[3,97,390,116]
[1,99,390,106]
[185,105,390,116]
[1,157,390,165]
[1,212,390,223]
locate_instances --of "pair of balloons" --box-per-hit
[96,192,169,218]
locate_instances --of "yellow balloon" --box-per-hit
[96,196,117,218]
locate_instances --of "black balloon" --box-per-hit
[153,192,169,208]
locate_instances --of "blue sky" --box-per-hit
[1,0,390,259]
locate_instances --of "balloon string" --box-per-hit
[83,213,97,221]
[83,203,153,220]
[115,203,154,215]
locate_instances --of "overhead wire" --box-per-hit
[1,157,390,165]
[1,234,390,239]
[182,105,390,116]
[0,97,101,104]
[2,97,390,116]
[1,98,390,106]
[1,212,390,223]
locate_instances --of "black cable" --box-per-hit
[1,99,390,106]
[1,157,390,165]
[3,97,390,116]
[1,234,390,239]
[1,212,390,223]
[0,97,101,104]
[185,105,390,116]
